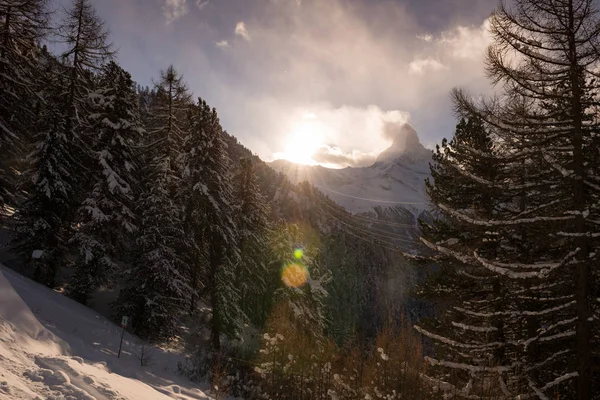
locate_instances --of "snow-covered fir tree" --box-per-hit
[232,157,271,327]
[12,0,113,289]
[0,0,49,213]
[114,160,190,342]
[113,66,191,342]
[11,66,78,287]
[68,61,143,305]
[420,1,600,398]
[181,98,241,351]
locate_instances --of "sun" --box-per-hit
[281,117,325,165]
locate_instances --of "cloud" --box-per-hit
[267,104,410,167]
[196,0,209,10]
[235,21,250,40]
[417,33,433,42]
[437,20,492,60]
[107,0,494,165]
[199,1,493,163]
[312,146,377,167]
[408,57,447,75]
[162,0,188,24]
[238,3,492,160]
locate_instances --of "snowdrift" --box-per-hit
[0,265,211,400]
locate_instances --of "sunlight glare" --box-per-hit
[281,116,325,165]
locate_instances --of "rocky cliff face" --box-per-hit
[375,123,432,165]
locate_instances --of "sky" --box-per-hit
[55,0,499,167]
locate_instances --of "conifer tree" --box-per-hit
[114,161,190,342]
[233,157,271,326]
[12,65,78,287]
[416,117,511,397]
[113,66,191,342]
[269,222,330,343]
[68,61,143,304]
[58,0,113,122]
[57,0,114,212]
[181,98,240,351]
[0,0,49,212]
[13,0,114,288]
[421,1,600,398]
[146,65,191,174]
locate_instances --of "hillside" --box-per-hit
[0,265,212,400]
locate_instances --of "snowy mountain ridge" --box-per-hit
[270,123,432,216]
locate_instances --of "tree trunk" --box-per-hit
[567,3,592,398]
[210,247,221,352]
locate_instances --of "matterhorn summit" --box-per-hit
[375,123,432,165]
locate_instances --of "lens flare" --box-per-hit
[294,248,303,260]
[281,263,308,288]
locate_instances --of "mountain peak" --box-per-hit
[375,123,431,164]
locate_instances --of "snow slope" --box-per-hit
[0,265,211,400]
[270,124,432,215]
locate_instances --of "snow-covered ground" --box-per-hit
[0,264,212,400]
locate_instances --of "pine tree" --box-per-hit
[13,0,114,288]
[114,161,190,342]
[422,1,600,398]
[232,157,271,327]
[0,0,49,213]
[181,98,241,351]
[68,61,143,304]
[113,66,191,342]
[12,65,78,287]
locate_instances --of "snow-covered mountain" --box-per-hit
[270,123,432,216]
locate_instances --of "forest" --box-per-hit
[0,0,598,399]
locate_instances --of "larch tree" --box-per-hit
[181,98,241,351]
[415,116,512,397]
[421,0,600,398]
[58,0,113,124]
[13,0,114,288]
[57,0,114,215]
[146,65,191,176]
[68,61,143,305]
